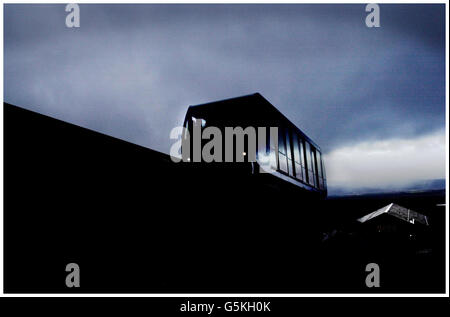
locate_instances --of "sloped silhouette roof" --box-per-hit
[357,203,429,226]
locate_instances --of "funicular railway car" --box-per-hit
[181,93,327,199]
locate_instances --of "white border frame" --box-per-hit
[0,0,448,298]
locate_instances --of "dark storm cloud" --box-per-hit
[4,4,445,159]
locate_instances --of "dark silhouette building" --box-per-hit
[3,100,444,293]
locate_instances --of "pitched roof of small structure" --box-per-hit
[357,203,429,226]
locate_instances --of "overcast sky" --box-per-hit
[4,4,446,191]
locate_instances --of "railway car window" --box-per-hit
[292,134,303,181]
[311,150,319,188]
[278,127,286,154]
[321,154,327,189]
[260,128,269,154]
[269,128,278,170]
[305,142,316,187]
[321,154,326,181]
[299,138,307,182]
[310,148,316,187]
[286,130,295,177]
[316,151,324,190]
[257,127,270,168]
[304,141,311,171]
[278,127,288,173]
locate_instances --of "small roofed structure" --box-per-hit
[356,203,433,258]
[358,203,429,226]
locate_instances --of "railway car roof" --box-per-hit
[187,93,321,151]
